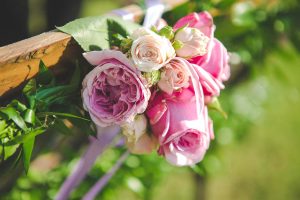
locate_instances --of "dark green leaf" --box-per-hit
[0,146,22,172]
[36,60,53,85]
[35,85,77,107]
[52,119,72,135]
[35,65,81,106]
[107,18,129,47]
[37,112,90,121]
[69,64,81,88]
[22,137,35,174]
[57,16,140,51]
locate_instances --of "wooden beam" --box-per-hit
[0,0,187,97]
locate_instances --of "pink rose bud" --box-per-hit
[146,87,212,166]
[82,50,150,127]
[173,11,215,39]
[158,57,190,95]
[174,27,210,58]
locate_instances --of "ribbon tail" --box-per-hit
[55,125,120,200]
[83,151,130,200]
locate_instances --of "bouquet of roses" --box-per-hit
[0,9,230,199]
[80,11,230,167]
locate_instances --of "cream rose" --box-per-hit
[131,29,175,72]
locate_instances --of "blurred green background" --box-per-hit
[2,0,300,199]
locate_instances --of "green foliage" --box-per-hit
[0,60,88,174]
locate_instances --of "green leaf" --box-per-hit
[107,18,129,47]
[0,107,27,131]
[22,137,35,174]
[23,79,37,96]
[37,112,90,121]
[52,119,72,135]
[69,64,81,88]
[207,97,228,119]
[158,26,174,40]
[35,65,81,106]
[36,60,53,84]
[4,128,45,146]
[24,109,36,125]
[9,100,27,112]
[0,120,7,133]
[0,146,22,172]
[57,16,140,51]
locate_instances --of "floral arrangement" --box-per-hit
[79,11,229,166]
[0,10,230,199]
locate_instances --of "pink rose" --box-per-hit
[173,11,215,39]
[82,50,150,127]
[190,39,230,83]
[174,12,230,99]
[158,57,190,95]
[146,87,212,166]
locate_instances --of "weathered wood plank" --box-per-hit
[0,0,187,97]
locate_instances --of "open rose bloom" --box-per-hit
[81,11,230,166]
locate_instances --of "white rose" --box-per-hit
[122,114,157,154]
[131,30,175,72]
[174,27,210,58]
[122,114,148,143]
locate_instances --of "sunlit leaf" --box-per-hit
[24,109,36,125]
[22,137,35,174]
[0,107,27,131]
[4,128,45,146]
[57,16,140,51]
[9,100,27,112]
